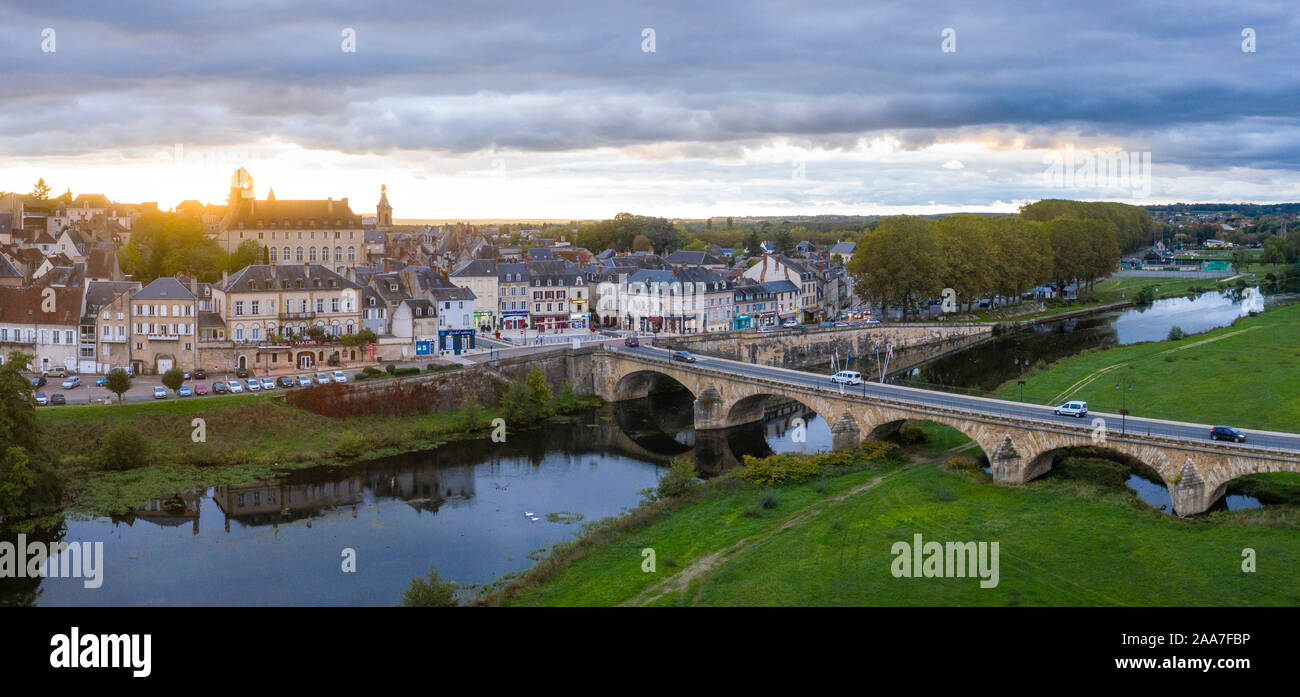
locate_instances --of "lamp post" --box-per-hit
[1116,381,1133,435]
[1017,379,1026,403]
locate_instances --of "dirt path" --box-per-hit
[623,464,918,607]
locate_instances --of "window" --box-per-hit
[348,247,355,261]
[251,301,260,315]
[309,247,317,262]
[296,247,304,262]
[270,247,277,263]
[234,302,244,316]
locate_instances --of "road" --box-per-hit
[620,345,1300,454]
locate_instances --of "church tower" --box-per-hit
[376,184,393,227]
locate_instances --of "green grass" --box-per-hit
[993,302,1300,431]
[489,451,1300,606]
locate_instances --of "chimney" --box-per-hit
[327,197,333,214]
[222,269,228,288]
[304,262,311,281]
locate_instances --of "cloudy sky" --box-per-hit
[2,1,1299,220]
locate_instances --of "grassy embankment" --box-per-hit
[37,376,600,517]
[992,301,1300,432]
[483,424,1300,607]
[951,273,1250,323]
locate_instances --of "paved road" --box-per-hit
[620,345,1300,454]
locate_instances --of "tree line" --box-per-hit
[120,212,264,284]
[847,209,1131,319]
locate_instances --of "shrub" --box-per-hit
[393,367,420,376]
[656,456,699,499]
[859,440,900,461]
[456,396,489,433]
[738,453,821,485]
[524,366,553,418]
[1166,326,1185,341]
[335,430,367,459]
[401,570,459,607]
[385,364,397,375]
[947,456,981,470]
[896,423,926,445]
[94,424,150,470]
[758,491,780,509]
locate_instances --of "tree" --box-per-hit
[227,239,264,273]
[401,570,459,607]
[0,351,38,452]
[1262,237,1287,267]
[94,424,151,470]
[30,178,51,202]
[161,367,185,400]
[105,368,131,405]
[848,216,945,319]
[632,234,653,252]
[525,366,553,419]
[934,215,993,310]
[743,230,763,257]
[773,228,794,255]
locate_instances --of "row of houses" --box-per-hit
[0,260,480,376]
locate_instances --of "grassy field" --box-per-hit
[486,435,1300,607]
[992,302,1300,431]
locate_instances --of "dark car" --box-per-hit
[671,351,696,363]
[50,394,66,405]
[235,367,250,379]
[193,369,208,380]
[624,336,639,347]
[277,376,296,388]
[1210,426,1246,443]
[30,375,45,388]
[212,381,229,394]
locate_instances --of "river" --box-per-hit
[0,394,828,607]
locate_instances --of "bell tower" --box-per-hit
[376,184,393,227]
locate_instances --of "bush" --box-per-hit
[456,396,489,433]
[393,367,420,376]
[947,456,981,470]
[525,367,553,419]
[859,440,900,461]
[385,364,397,375]
[656,456,699,499]
[738,453,821,485]
[401,570,459,607]
[335,431,367,459]
[1166,325,1185,341]
[896,424,926,445]
[94,424,150,470]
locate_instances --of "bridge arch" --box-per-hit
[614,369,695,402]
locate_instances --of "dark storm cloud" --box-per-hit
[1,0,1299,169]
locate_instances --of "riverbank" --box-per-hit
[36,384,602,517]
[992,301,1300,431]
[481,433,1300,607]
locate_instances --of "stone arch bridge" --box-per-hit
[592,348,1300,516]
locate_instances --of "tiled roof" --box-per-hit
[0,286,83,325]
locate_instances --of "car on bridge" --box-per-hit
[1053,401,1089,418]
[1210,425,1246,443]
[830,370,863,385]
[671,351,697,363]
[624,336,639,347]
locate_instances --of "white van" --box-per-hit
[830,370,863,385]
[1054,401,1088,417]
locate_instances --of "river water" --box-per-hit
[1,395,828,606]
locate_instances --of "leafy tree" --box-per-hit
[632,234,653,252]
[848,216,945,320]
[161,367,185,399]
[401,570,459,607]
[226,239,264,272]
[656,456,699,499]
[525,366,553,418]
[743,230,763,257]
[0,446,37,519]
[105,368,131,405]
[0,351,38,452]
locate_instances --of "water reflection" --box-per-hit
[0,393,832,606]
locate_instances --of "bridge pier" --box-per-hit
[830,410,862,451]
[1169,459,1224,516]
[693,384,729,430]
[990,435,1051,485]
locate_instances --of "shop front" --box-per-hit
[438,329,476,355]
[733,313,753,330]
[568,312,588,329]
[502,310,529,330]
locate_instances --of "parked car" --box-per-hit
[212,381,228,394]
[332,370,348,383]
[830,370,863,385]
[624,336,639,347]
[177,385,193,397]
[194,383,208,395]
[819,321,836,328]
[277,376,296,388]
[183,370,191,380]
[34,393,48,406]
[1210,425,1246,443]
[228,381,244,393]
[297,374,313,387]
[50,394,66,405]
[315,372,332,384]
[782,320,800,327]
[95,377,107,387]
[61,376,81,389]
[260,377,276,390]
[153,386,167,400]
[43,366,68,378]
[245,378,260,391]
[866,318,881,324]
[671,351,697,363]
[193,369,207,380]
[1053,401,1089,418]
[30,376,45,388]
[235,367,250,379]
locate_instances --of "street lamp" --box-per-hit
[1116,381,1133,435]
[1017,379,1026,403]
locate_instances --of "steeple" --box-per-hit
[266,187,276,202]
[376,184,392,227]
